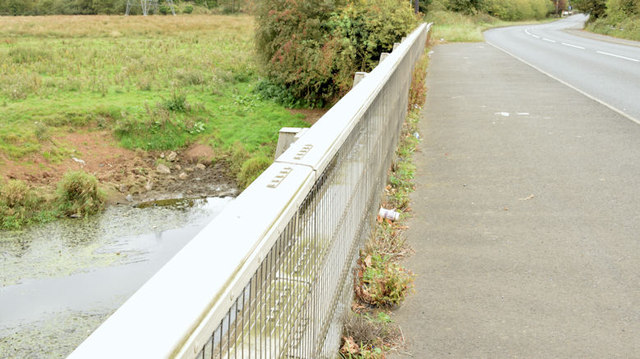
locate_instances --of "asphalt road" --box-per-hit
[391,42,640,357]
[484,15,640,123]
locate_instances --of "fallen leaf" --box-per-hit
[341,336,359,354]
[364,254,372,267]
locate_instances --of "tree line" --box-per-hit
[572,0,639,20]
[0,0,225,15]
[425,0,572,20]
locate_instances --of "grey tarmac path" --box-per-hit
[390,43,640,358]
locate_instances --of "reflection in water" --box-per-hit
[0,197,232,358]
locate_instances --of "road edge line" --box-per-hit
[485,40,640,127]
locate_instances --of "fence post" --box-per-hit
[353,72,367,87]
[275,127,308,159]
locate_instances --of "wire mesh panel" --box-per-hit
[68,23,429,359]
[194,24,430,359]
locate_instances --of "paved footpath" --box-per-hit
[391,43,640,358]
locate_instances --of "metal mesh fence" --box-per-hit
[67,23,429,359]
[195,24,429,359]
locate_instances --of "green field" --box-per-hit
[0,14,308,167]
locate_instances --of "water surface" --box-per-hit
[0,197,232,358]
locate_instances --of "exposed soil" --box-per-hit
[0,131,238,205]
[0,108,332,206]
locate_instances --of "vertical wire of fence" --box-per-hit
[67,23,429,359]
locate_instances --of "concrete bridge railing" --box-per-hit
[68,22,431,359]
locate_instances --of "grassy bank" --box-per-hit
[0,15,307,173]
[426,10,553,42]
[0,15,310,229]
[587,16,640,41]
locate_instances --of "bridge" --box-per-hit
[68,23,431,359]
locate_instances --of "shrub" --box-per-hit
[482,0,551,20]
[256,0,417,106]
[254,78,306,108]
[572,0,607,19]
[606,0,640,20]
[447,0,483,14]
[159,4,171,14]
[57,171,105,217]
[329,0,419,72]
[183,4,193,13]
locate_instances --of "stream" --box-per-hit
[0,197,232,358]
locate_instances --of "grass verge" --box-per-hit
[586,16,640,42]
[426,10,554,42]
[340,45,430,359]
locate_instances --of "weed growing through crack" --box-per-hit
[355,253,414,307]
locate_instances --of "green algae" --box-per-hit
[0,199,215,287]
[0,310,112,359]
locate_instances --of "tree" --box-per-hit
[255,0,417,106]
[571,0,607,18]
[606,0,640,20]
[446,0,483,14]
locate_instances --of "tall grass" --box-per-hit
[0,15,308,176]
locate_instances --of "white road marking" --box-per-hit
[596,50,640,62]
[543,38,556,43]
[562,42,585,50]
[486,41,640,127]
[524,28,540,39]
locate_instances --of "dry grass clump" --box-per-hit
[57,171,105,218]
[0,179,54,230]
[340,310,401,359]
[0,170,106,229]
